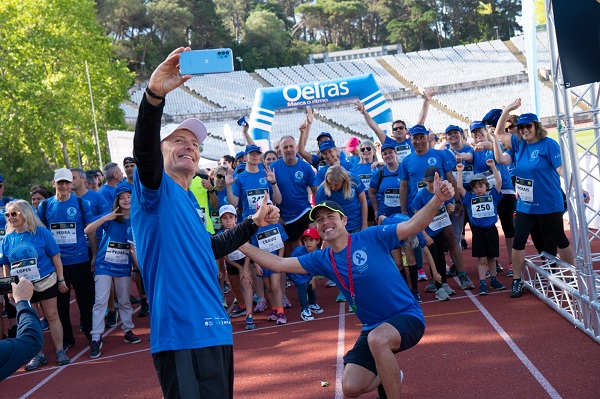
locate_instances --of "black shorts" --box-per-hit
[153,345,234,399]
[226,264,241,276]
[343,314,424,375]
[31,281,59,303]
[367,205,375,222]
[471,225,499,259]
[283,210,311,242]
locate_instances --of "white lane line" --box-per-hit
[463,289,563,399]
[335,303,346,399]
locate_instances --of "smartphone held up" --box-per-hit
[179,49,234,75]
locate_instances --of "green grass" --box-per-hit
[547,129,598,154]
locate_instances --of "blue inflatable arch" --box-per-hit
[248,74,393,149]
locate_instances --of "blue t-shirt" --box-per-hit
[208,188,230,231]
[81,190,111,218]
[369,165,402,217]
[411,188,454,237]
[232,169,274,218]
[508,136,563,214]
[314,160,355,186]
[38,195,93,265]
[271,158,315,223]
[462,189,503,228]
[400,149,454,215]
[131,169,231,354]
[380,213,427,249]
[383,136,414,164]
[445,145,474,189]
[472,149,514,193]
[315,176,365,233]
[93,215,134,277]
[0,196,18,257]
[298,226,424,329]
[99,184,116,206]
[287,246,314,285]
[310,151,348,170]
[1,227,60,281]
[353,163,377,207]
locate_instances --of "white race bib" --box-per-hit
[257,227,284,253]
[105,242,131,265]
[483,169,496,188]
[452,165,474,184]
[396,144,412,163]
[359,174,371,188]
[384,189,400,207]
[429,206,451,231]
[471,195,495,218]
[228,249,245,261]
[417,181,427,193]
[246,189,268,210]
[50,222,77,245]
[210,210,222,231]
[11,258,41,281]
[515,176,534,202]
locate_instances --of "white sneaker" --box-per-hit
[435,287,450,301]
[325,280,337,287]
[309,304,324,314]
[301,309,314,321]
[424,281,436,292]
[442,283,455,295]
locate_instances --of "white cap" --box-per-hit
[54,168,73,182]
[219,204,237,218]
[255,197,274,211]
[160,118,208,144]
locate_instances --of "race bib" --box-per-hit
[11,258,41,281]
[256,227,284,253]
[471,195,495,218]
[228,249,245,261]
[429,205,451,231]
[515,176,534,202]
[417,181,427,193]
[395,144,411,163]
[50,222,77,245]
[105,242,131,265]
[210,210,222,231]
[246,189,268,209]
[384,188,400,207]
[452,165,474,184]
[359,174,371,188]
[483,169,496,188]
[196,208,207,227]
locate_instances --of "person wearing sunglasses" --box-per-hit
[353,140,378,226]
[490,98,588,298]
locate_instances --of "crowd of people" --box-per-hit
[0,47,589,398]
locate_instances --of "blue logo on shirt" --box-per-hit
[353,250,368,266]
[531,150,539,159]
[295,171,304,180]
[428,157,437,166]
[259,178,267,185]
[67,207,77,217]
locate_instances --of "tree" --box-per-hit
[241,9,292,69]
[0,0,132,196]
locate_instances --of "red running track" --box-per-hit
[2,226,599,398]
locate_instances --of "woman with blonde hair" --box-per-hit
[1,199,70,370]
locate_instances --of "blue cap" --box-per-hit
[318,139,337,152]
[0,174,3,182]
[408,124,428,135]
[445,125,463,134]
[316,132,333,141]
[114,182,132,197]
[482,109,502,127]
[237,116,248,127]
[235,151,246,160]
[381,143,396,152]
[245,144,262,155]
[469,121,486,131]
[234,163,246,175]
[516,113,539,125]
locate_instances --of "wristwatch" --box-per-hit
[246,215,257,226]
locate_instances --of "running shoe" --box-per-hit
[325,280,337,287]
[301,308,314,321]
[424,281,437,292]
[25,353,48,371]
[129,295,142,304]
[90,339,102,359]
[496,259,504,273]
[1,309,6,318]
[223,283,231,294]
[479,280,488,296]
[138,302,149,317]
[245,314,256,330]
[446,264,458,278]
[230,306,246,318]
[459,274,475,289]
[105,311,118,328]
[267,309,278,321]
[336,292,346,302]
[254,298,267,313]
[507,263,514,277]
[309,304,324,314]
[411,289,422,304]
[41,318,50,331]
[461,238,468,250]
[417,268,428,281]
[222,297,228,308]
[252,293,259,304]
[276,313,287,325]
[490,278,506,290]
[510,279,523,298]
[442,283,455,295]
[56,349,70,366]
[435,287,450,301]
[124,330,142,344]
[283,295,292,309]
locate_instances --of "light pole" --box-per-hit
[494,26,499,40]
[236,56,244,71]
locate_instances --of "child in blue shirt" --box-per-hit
[456,159,506,295]
[288,228,324,321]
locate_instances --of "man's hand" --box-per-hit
[433,173,454,202]
[353,99,366,114]
[252,193,280,227]
[423,87,437,101]
[225,167,235,186]
[12,277,34,303]
[306,106,314,124]
[147,47,192,99]
[201,178,214,191]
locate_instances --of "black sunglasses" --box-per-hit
[0,183,3,188]
[505,125,515,132]
[216,174,225,179]
[4,211,20,218]
[392,126,406,131]
[360,147,372,152]
[517,123,533,131]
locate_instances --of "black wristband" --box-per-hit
[146,87,165,101]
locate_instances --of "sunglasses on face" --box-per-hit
[505,125,515,132]
[0,183,3,188]
[517,123,533,131]
[360,147,372,152]
[216,174,225,179]
[392,126,406,131]
[4,211,20,218]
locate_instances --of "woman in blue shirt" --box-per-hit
[2,199,70,370]
[353,140,379,226]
